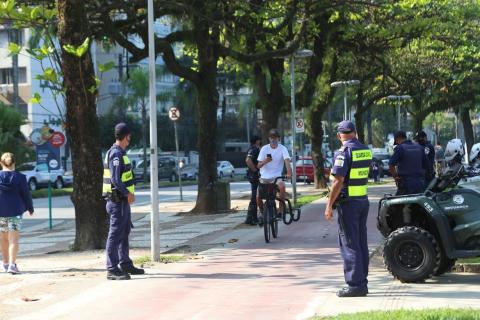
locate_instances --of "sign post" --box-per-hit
[30,127,65,230]
[169,107,182,201]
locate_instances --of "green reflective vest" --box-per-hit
[102,152,135,196]
[346,144,372,198]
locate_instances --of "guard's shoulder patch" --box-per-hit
[112,157,120,166]
[334,158,345,167]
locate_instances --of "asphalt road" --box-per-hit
[27,181,257,220]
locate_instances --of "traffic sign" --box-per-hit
[295,118,305,133]
[169,107,180,121]
[50,132,66,148]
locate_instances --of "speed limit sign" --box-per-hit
[169,107,180,121]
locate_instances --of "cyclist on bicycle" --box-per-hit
[256,129,292,217]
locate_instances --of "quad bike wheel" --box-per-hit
[383,226,440,283]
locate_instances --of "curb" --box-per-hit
[452,263,480,273]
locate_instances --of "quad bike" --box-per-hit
[377,165,480,282]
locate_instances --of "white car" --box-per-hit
[217,161,235,179]
[17,162,66,191]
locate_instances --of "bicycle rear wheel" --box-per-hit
[282,199,293,225]
[263,206,271,243]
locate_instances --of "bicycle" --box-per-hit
[258,176,301,243]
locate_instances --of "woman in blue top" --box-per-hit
[0,152,34,274]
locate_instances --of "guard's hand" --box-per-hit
[324,206,334,222]
[27,210,33,216]
[127,193,135,204]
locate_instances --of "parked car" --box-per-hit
[295,157,332,183]
[174,164,198,181]
[217,161,235,179]
[16,162,66,191]
[133,156,177,182]
[372,153,391,177]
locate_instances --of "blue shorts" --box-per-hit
[0,216,22,232]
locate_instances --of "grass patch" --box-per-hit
[312,308,480,320]
[457,257,480,264]
[296,192,328,207]
[133,254,186,265]
[31,187,73,199]
[135,176,246,189]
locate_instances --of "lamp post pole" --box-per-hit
[289,49,313,206]
[330,80,360,120]
[387,95,411,131]
[290,55,297,205]
[147,0,160,262]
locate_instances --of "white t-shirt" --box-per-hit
[257,143,291,179]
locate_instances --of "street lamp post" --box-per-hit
[147,0,160,262]
[387,95,411,131]
[330,80,360,120]
[290,49,313,206]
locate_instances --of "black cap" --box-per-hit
[250,135,261,145]
[393,130,407,145]
[268,129,280,138]
[115,122,131,140]
[415,130,427,141]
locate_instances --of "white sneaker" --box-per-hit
[2,264,8,272]
[7,263,19,274]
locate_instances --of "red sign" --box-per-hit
[50,132,66,148]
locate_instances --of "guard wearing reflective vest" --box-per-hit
[103,123,144,280]
[324,120,371,297]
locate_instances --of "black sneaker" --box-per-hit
[119,264,145,275]
[107,269,131,280]
[336,287,368,297]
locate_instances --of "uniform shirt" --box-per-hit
[246,144,260,175]
[107,144,130,197]
[257,143,291,179]
[419,141,435,174]
[389,140,428,177]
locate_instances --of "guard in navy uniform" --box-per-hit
[389,131,428,195]
[414,130,435,187]
[324,120,372,297]
[103,123,144,280]
[244,135,262,225]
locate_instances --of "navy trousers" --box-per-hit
[396,176,425,195]
[337,199,369,289]
[106,200,133,271]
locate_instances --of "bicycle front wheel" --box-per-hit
[271,204,278,238]
[263,206,271,243]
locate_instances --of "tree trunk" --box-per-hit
[309,107,327,188]
[191,20,220,213]
[57,0,108,250]
[367,108,373,146]
[460,106,474,153]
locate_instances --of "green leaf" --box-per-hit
[43,68,57,83]
[40,44,53,56]
[76,37,90,57]
[62,37,90,57]
[62,44,77,56]
[98,61,115,73]
[8,42,21,55]
[31,6,41,19]
[30,93,42,104]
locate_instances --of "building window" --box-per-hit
[0,29,25,47]
[0,67,27,84]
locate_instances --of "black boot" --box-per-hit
[245,204,258,225]
[119,264,145,275]
[107,269,130,280]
